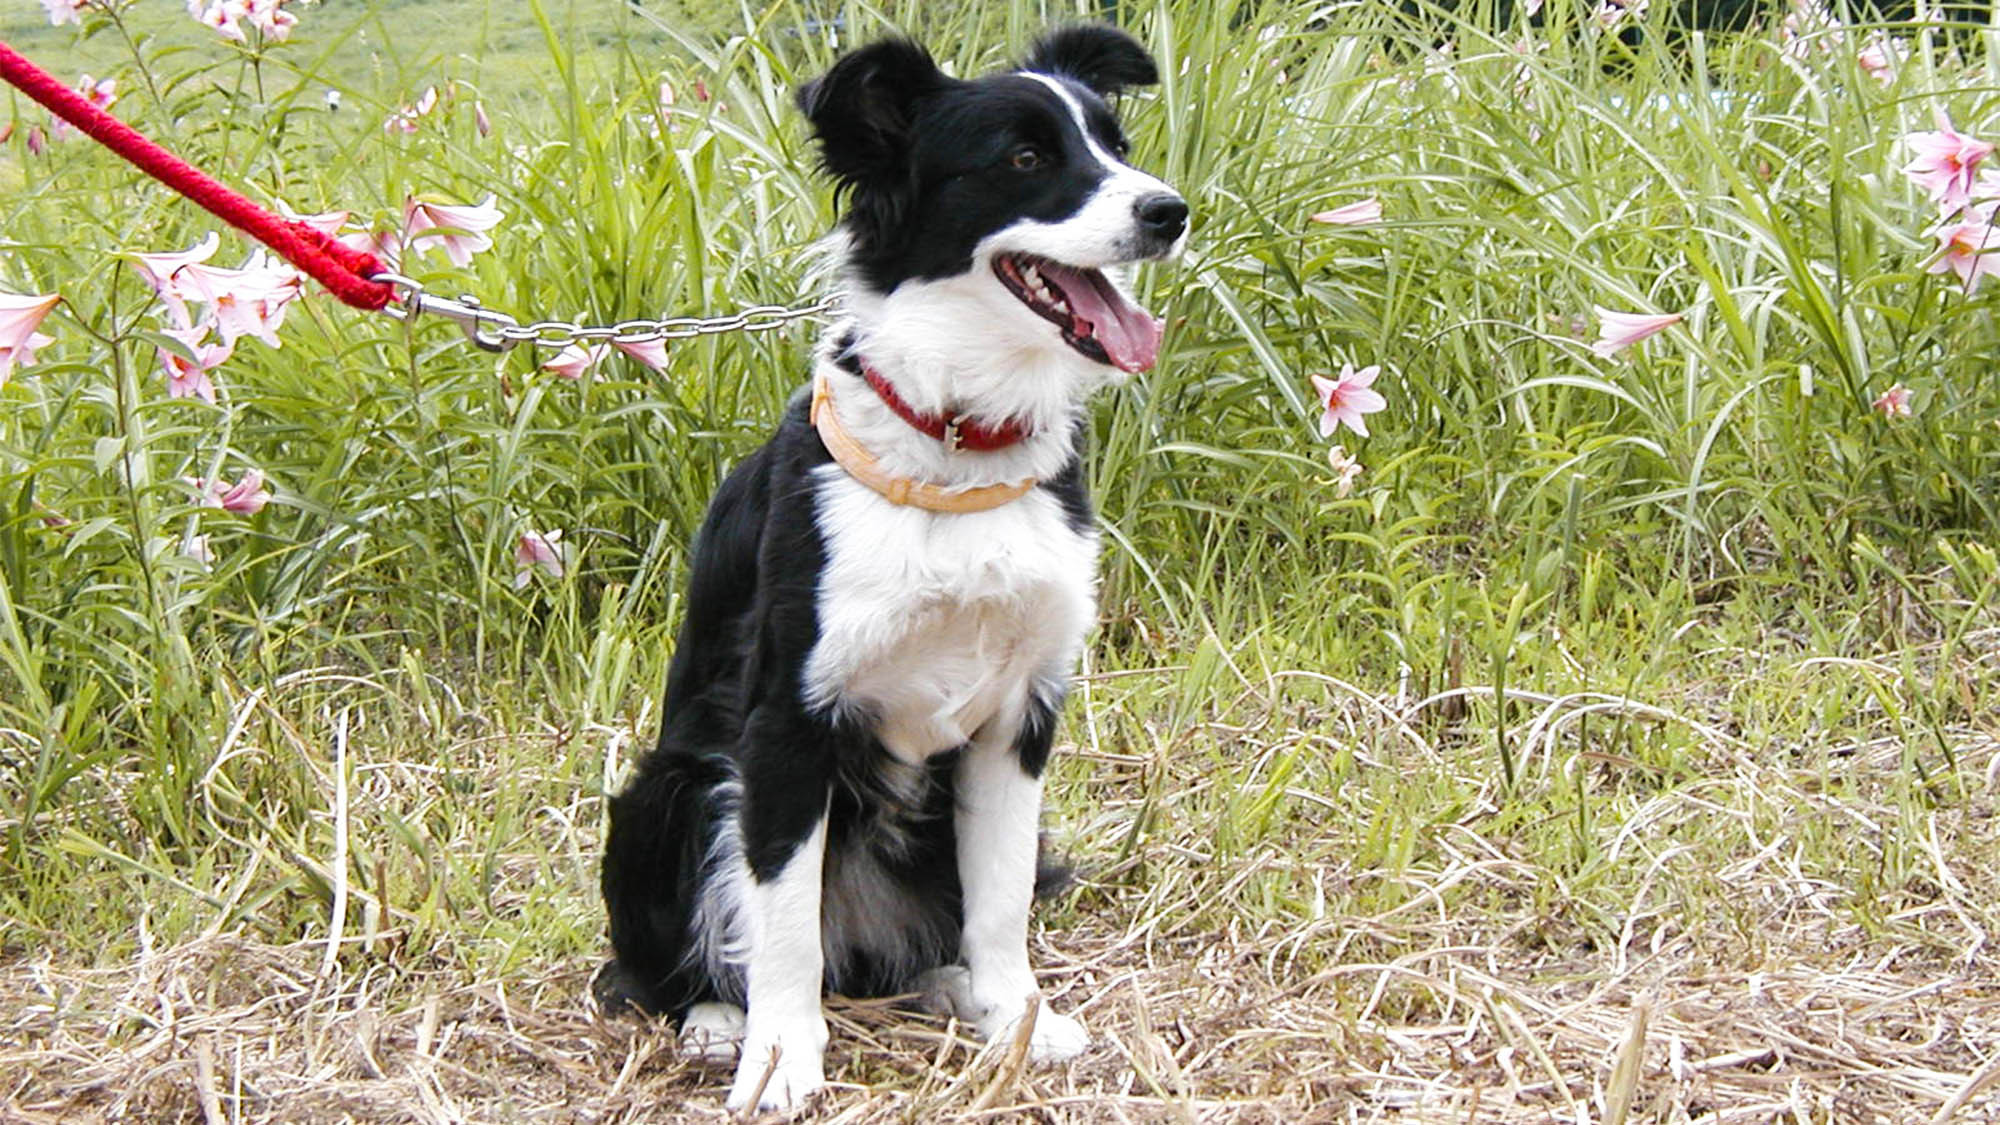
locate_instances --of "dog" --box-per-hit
[596,24,1187,1112]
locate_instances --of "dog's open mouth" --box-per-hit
[993,253,1164,373]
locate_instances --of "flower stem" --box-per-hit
[106,265,166,635]
[103,2,163,109]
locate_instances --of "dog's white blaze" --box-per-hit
[997,73,1183,267]
[727,814,831,1111]
[1020,72,1124,169]
[804,469,1098,766]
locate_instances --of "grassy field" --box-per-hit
[4,0,2000,1121]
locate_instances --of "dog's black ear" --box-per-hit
[1020,25,1158,98]
[795,38,951,193]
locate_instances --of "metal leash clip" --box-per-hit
[373,273,524,352]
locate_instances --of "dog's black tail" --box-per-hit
[597,748,734,1020]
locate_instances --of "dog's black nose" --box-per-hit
[1135,193,1188,242]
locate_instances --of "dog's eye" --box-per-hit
[1009,145,1045,171]
[1111,136,1131,158]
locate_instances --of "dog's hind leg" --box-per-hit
[949,689,1091,1063]
[599,750,734,1018]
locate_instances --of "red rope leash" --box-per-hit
[0,39,394,311]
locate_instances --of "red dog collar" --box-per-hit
[857,362,1031,453]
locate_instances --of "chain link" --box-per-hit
[372,273,834,353]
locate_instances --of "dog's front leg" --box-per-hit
[950,706,1090,1063]
[726,733,831,1113]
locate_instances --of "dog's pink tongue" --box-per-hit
[1048,264,1163,373]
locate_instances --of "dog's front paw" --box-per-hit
[725,1016,828,1113]
[988,1002,1091,1063]
[921,967,1091,1064]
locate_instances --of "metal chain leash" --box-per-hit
[373,273,834,353]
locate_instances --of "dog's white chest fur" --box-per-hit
[804,468,1097,763]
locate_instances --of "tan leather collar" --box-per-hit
[811,373,1037,513]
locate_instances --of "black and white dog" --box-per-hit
[598,25,1187,1112]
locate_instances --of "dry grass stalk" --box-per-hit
[5,652,1998,1123]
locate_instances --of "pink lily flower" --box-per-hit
[646,81,679,139]
[158,324,231,403]
[287,210,349,238]
[1591,306,1682,357]
[183,533,213,568]
[0,291,61,386]
[213,267,303,348]
[134,232,223,288]
[612,336,669,370]
[1976,168,2000,208]
[384,86,439,134]
[545,337,669,378]
[1310,363,1388,438]
[1857,37,1901,86]
[191,469,271,514]
[475,100,492,138]
[51,75,115,139]
[245,0,296,40]
[1902,109,1995,215]
[1310,199,1383,226]
[1927,205,2000,291]
[342,229,402,268]
[1594,0,1648,30]
[543,342,609,380]
[286,209,398,268]
[404,194,503,267]
[193,1,247,42]
[42,0,89,25]
[26,126,47,156]
[164,252,303,347]
[1779,0,1842,61]
[514,529,567,588]
[1325,444,1365,498]
[82,74,115,108]
[134,232,222,324]
[1871,384,1913,417]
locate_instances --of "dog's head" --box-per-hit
[797,26,1187,376]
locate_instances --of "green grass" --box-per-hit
[3,0,1999,1118]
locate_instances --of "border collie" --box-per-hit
[597,24,1187,1112]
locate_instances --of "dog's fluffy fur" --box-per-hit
[597,25,1187,1111]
